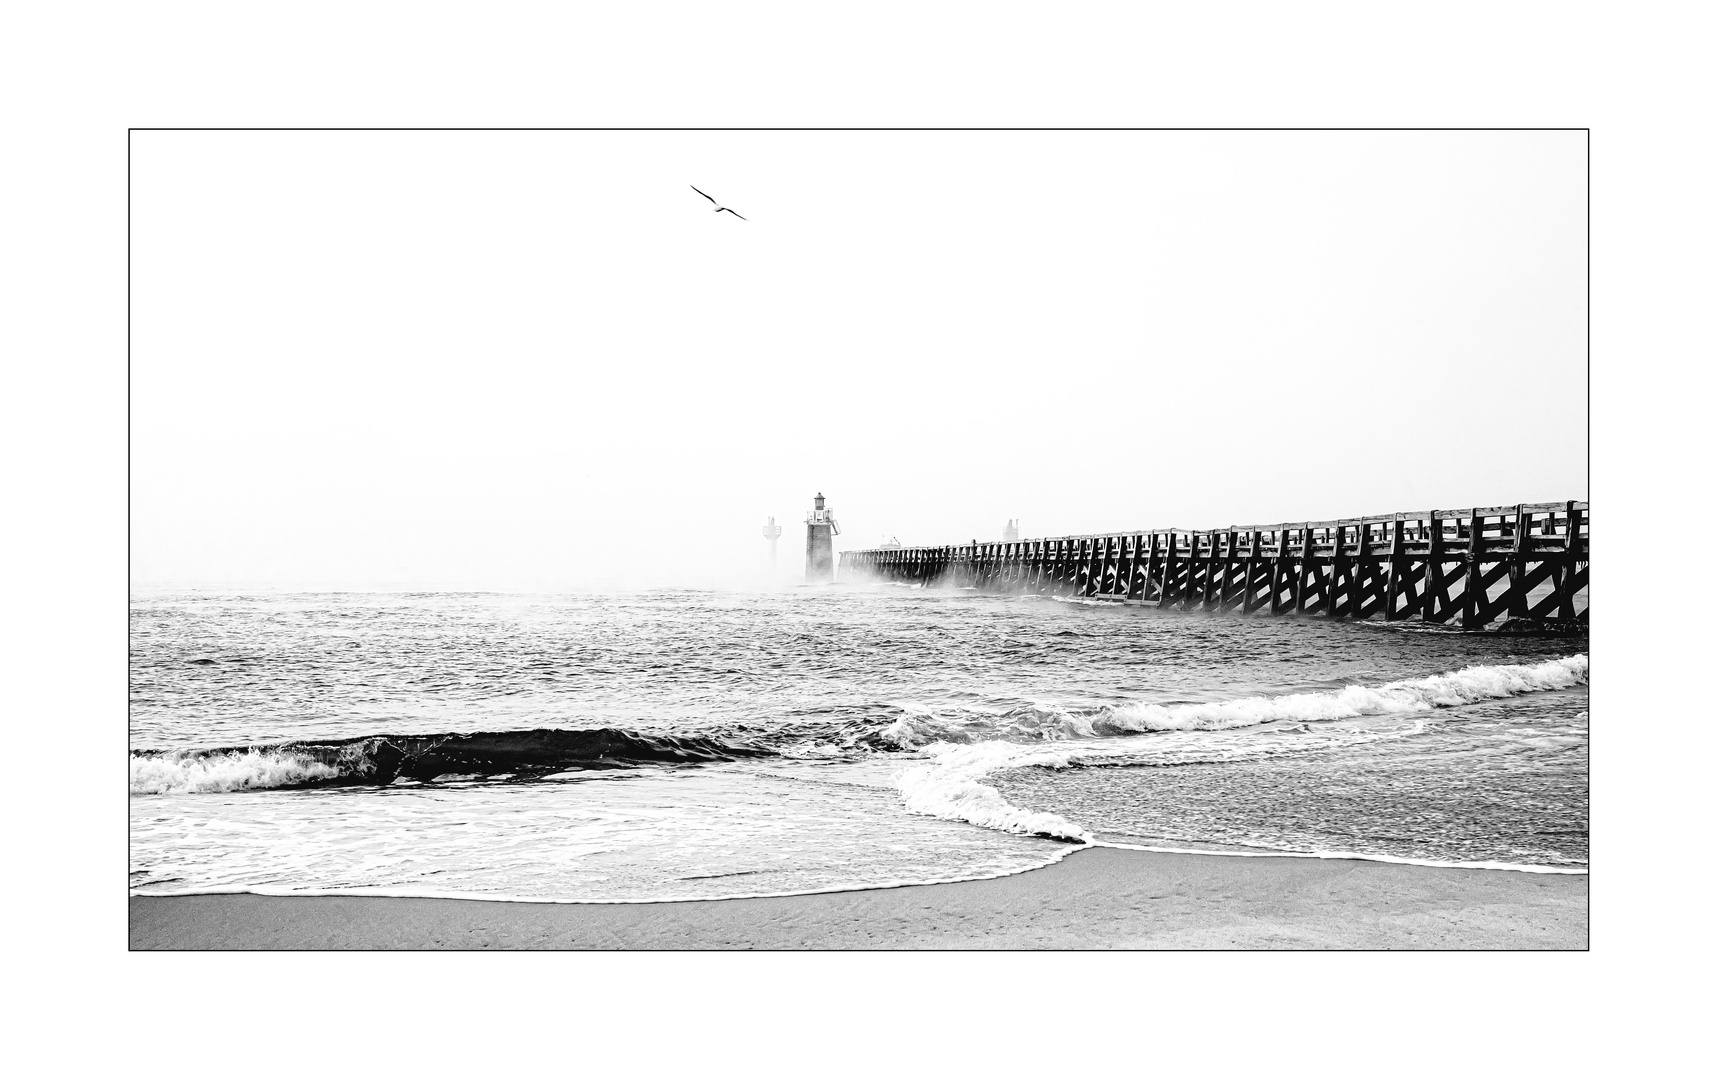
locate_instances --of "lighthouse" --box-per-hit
[804,492,839,584]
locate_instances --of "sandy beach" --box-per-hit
[129,846,1587,950]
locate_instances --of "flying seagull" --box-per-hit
[691,185,746,220]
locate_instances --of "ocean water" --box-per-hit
[129,585,1588,902]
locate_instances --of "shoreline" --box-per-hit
[130,846,1588,950]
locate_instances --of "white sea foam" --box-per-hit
[880,655,1588,746]
[1094,840,1587,875]
[894,741,1090,842]
[128,841,1092,905]
[1106,654,1588,733]
[129,748,358,794]
[888,656,1587,849]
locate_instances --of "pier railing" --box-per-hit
[838,501,1588,630]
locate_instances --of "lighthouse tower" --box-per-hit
[804,492,839,584]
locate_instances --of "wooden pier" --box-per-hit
[838,501,1588,630]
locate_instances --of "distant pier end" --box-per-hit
[762,516,784,575]
[839,501,1588,631]
[805,492,839,584]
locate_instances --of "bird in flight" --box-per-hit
[691,185,747,220]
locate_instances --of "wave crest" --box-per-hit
[1106,654,1587,733]
[130,727,771,795]
[878,655,1587,747]
[130,747,364,794]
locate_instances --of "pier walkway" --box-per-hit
[839,501,1588,630]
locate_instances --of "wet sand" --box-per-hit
[129,846,1587,950]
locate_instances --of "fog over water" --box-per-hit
[129,130,1585,589]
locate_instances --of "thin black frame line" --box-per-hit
[128,126,1591,132]
[126,128,133,911]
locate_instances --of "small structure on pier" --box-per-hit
[761,516,783,575]
[805,492,840,584]
[1002,519,1020,542]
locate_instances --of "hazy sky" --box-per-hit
[131,130,1586,588]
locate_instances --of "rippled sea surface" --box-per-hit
[129,586,1588,901]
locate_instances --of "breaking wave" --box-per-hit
[130,747,357,794]
[876,655,1587,748]
[895,742,1090,842]
[884,655,1587,844]
[130,727,772,794]
[132,657,1585,802]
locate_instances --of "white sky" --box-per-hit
[131,129,1586,588]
